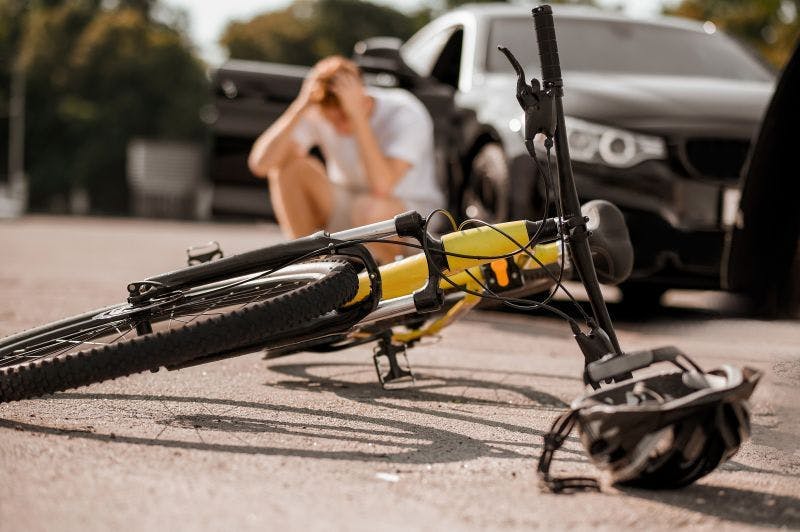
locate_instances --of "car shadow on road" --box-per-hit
[536,296,754,325]
[621,483,800,529]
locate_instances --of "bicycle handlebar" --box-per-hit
[532,5,562,89]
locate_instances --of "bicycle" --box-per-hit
[0,199,633,397]
[0,7,635,402]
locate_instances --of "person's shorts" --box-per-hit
[326,185,443,233]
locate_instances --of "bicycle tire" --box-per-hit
[0,260,359,402]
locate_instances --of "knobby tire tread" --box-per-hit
[0,261,358,402]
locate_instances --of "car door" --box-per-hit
[210,61,308,216]
[402,24,481,213]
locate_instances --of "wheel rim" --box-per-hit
[463,144,509,222]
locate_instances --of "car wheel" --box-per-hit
[780,238,800,318]
[461,143,510,223]
[620,283,666,310]
[749,237,800,318]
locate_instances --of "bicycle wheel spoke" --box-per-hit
[180,292,234,326]
[0,277,309,368]
[158,281,297,325]
[236,288,271,310]
[2,319,136,365]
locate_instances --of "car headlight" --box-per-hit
[519,115,666,169]
[567,117,666,168]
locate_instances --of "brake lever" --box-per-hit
[497,45,524,79]
[497,45,556,141]
[498,46,539,109]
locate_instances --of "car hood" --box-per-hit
[479,72,774,138]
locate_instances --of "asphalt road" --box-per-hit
[1,216,798,531]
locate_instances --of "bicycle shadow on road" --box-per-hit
[267,360,570,409]
[264,360,797,482]
[622,483,800,529]
[0,391,585,466]
[266,360,580,439]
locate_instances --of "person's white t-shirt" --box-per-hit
[292,87,444,208]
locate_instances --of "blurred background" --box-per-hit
[0,0,797,220]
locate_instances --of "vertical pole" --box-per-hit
[8,60,26,210]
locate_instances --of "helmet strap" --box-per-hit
[537,409,601,493]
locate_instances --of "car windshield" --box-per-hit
[486,17,773,81]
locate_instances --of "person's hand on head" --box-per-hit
[296,66,323,111]
[298,56,342,111]
[330,71,368,121]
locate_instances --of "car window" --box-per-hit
[431,29,464,89]
[402,26,459,77]
[486,17,773,82]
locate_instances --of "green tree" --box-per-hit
[221,0,427,65]
[16,1,99,206]
[63,8,207,212]
[666,0,800,67]
[12,1,207,212]
[220,0,602,66]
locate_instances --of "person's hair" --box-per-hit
[310,55,362,109]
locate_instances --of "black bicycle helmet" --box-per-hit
[538,346,761,492]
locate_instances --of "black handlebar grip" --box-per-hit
[532,5,562,87]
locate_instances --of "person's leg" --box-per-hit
[268,156,333,238]
[351,194,409,264]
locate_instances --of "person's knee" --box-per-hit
[353,195,405,225]
[269,158,298,184]
[270,156,321,184]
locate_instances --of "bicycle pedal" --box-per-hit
[373,340,415,389]
[186,241,223,266]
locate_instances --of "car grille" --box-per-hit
[680,138,751,182]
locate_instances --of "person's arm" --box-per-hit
[331,73,410,197]
[247,102,307,178]
[247,69,321,178]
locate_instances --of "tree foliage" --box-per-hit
[220,0,602,66]
[221,0,428,65]
[2,0,207,213]
[445,0,597,8]
[666,0,800,67]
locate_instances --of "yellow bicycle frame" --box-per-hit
[346,221,561,342]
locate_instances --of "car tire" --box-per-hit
[780,238,800,318]
[620,283,666,310]
[461,143,510,223]
[748,238,800,319]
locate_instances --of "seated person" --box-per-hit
[248,55,444,262]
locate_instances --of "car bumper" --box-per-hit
[508,153,730,289]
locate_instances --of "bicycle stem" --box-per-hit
[552,97,622,355]
[530,5,622,355]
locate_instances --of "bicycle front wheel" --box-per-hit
[0,260,358,402]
